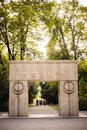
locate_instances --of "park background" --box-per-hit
[0,0,87,112]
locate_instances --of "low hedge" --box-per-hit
[79,97,87,110]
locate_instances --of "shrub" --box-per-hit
[79,97,87,110]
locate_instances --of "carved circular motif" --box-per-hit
[12,82,24,95]
[63,81,75,94]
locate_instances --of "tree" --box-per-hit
[41,0,87,60]
[0,0,54,111]
[41,82,58,104]
[78,60,87,97]
[78,60,87,110]
[28,82,38,104]
[41,0,87,109]
[0,0,49,60]
[0,0,12,60]
[0,53,9,111]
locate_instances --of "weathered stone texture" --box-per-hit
[9,60,78,81]
[9,60,78,117]
[59,81,78,116]
[9,81,28,117]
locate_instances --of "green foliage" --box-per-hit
[41,82,58,104]
[78,60,87,110]
[0,55,9,111]
[0,0,87,111]
[79,97,87,110]
[78,60,87,96]
[45,0,87,60]
[28,82,38,104]
[0,0,53,111]
[46,37,70,60]
[0,0,47,60]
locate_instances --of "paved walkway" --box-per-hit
[0,105,87,118]
[29,105,58,118]
[0,106,87,130]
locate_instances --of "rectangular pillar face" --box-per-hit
[9,81,28,117]
[59,81,78,116]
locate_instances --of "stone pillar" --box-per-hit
[9,81,28,117]
[59,80,78,116]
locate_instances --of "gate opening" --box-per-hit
[28,82,59,117]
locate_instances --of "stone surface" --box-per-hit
[9,60,78,117]
[9,60,78,81]
[9,81,28,117]
[0,118,87,130]
[59,81,78,116]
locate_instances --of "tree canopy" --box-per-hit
[0,0,87,110]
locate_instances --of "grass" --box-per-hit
[50,104,59,111]
[28,104,35,107]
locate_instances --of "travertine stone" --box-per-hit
[9,60,78,117]
[9,81,28,117]
[59,81,78,116]
[9,60,78,81]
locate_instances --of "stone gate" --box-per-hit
[9,60,78,117]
